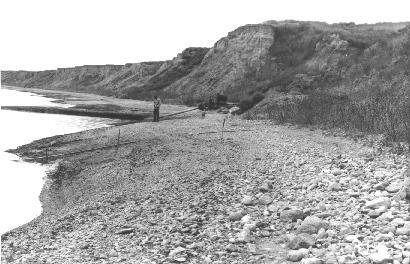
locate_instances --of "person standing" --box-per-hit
[153,96,161,122]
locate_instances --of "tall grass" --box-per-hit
[248,89,410,151]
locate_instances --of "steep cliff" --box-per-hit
[2,21,410,103]
[122,47,210,99]
[1,47,209,98]
[164,21,410,103]
[1,63,163,96]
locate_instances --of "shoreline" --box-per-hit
[0,88,200,235]
[2,109,409,263]
[2,86,191,119]
[1,105,151,121]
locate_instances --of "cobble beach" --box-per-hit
[1,105,409,263]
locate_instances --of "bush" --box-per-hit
[257,89,410,151]
[238,92,266,112]
[238,98,254,112]
[252,92,265,104]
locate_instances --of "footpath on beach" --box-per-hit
[1,112,409,264]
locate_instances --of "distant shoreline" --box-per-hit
[1,105,150,121]
[1,86,192,122]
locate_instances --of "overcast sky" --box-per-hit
[1,0,409,71]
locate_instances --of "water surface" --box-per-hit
[0,88,116,234]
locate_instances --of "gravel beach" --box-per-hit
[1,112,409,264]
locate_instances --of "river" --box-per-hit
[0,88,117,234]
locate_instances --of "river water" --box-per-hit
[0,88,116,234]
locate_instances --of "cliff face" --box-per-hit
[122,47,210,99]
[2,21,410,104]
[164,24,277,101]
[1,63,163,96]
[165,21,410,102]
[1,47,209,98]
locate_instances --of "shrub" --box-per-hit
[252,92,265,104]
[238,98,254,112]
[257,89,410,151]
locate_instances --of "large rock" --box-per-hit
[259,180,273,192]
[241,195,254,206]
[280,208,304,222]
[385,182,401,193]
[368,244,392,264]
[328,182,342,191]
[324,252,338,264]
[395,222,410,236]
[169,246,186,257]
[115,228,134,234]
[237,226,252,243]
[229,106,241,115]
[258,193,273,205]
[288,233,316,249]
[297,216,328,234]
[301,257,323,264]
[228,210,246,221]
[287,249,309,262]
[364,197,391,209]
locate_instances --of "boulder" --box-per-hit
[280,208,304,222]
[328,182,342,191]
[228,210,246,221]
[115,228,134,235]
[288,233,316,249]
[259,180,272,192]
[368,244,392,264]
[297,216,328,234]
[287,249,309,262]
[385,182,401,193]
[241,195,254,206]
[301,257,323,264]
[229,106,241,115]
[237,228,251,243]
[395,222,410,236]
[323,252,338,264]
[374,182,389,190]
[169,246,186,257]
[365,197,391,209]
[258,193,273,205]
[225,244,240,252]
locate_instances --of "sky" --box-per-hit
[0,0,409,71]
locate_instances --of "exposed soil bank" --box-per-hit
[1,112,409,264]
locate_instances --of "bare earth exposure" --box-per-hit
[1,108,409,263]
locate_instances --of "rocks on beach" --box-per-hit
[1,114,409,264]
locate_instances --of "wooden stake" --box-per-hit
[221,118,226,141]
[117,128,121,149]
